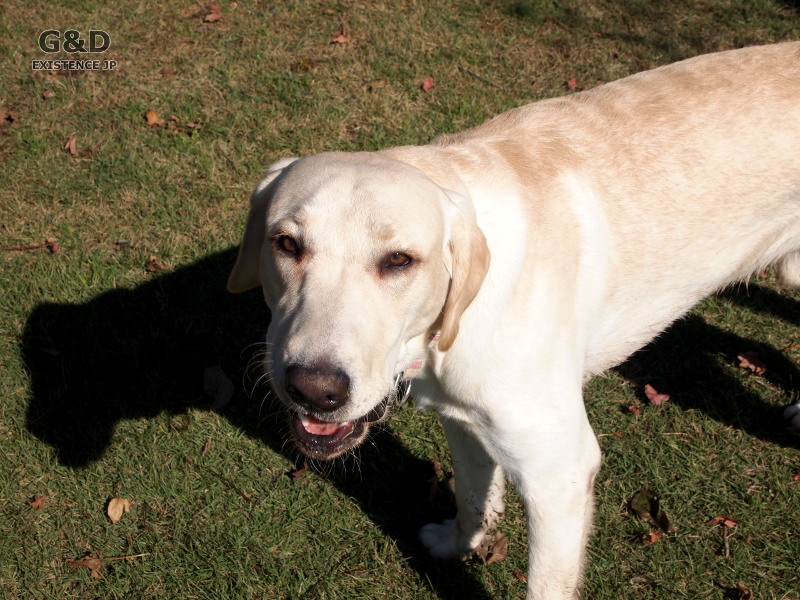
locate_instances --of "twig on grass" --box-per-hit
[458,65,506,90]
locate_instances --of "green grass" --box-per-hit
[1,0,799,598]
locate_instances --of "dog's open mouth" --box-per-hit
[291,396,392,460]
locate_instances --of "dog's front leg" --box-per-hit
[497,407,601,600]
[419,415,506,558]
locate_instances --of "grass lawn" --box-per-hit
[1,0,799,598]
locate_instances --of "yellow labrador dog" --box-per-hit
[228,42,800,599]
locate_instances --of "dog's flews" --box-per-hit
[229,43,800,599]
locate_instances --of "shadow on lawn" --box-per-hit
[616,283,800,448]
[20,247,491,600]
[20,250,799,599]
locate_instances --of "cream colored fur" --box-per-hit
[229,42,800,599]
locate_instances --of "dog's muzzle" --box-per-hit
[288,372,412,460]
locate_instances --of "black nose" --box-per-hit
[285,363,350,413]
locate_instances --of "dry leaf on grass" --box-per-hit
[331,30,350,44]
[28,494,47,510]
[643,384,670,406]
[289,460,310,481]
[67,551,148,579]
[641,530,662,547]
[472,532,508,564]
[146,255,166,272]
[64,134,78,156]
[107,497,132,523]
[145,109,165,127]
[421,77,435,92]
[726,582,753,600]
[204,3,222,22]
[708,515,739,528]
[737,351,767,376]
[0,105,18,125]
[368,79,388,91]
[514,569,527,582]
[68,552,104,579]
[567,78,578,90]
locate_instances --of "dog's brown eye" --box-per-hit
[385,252,413,269]
[276,235,301,257]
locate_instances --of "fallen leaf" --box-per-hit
[612,431,624,438]
[289,460,310,480]
[45,238,59,253]
[737,351,766,376]
[331,31,350,44]
[67,552,104,579]
[567,78,578,90]
[472,532,508,564]
[201,438,212,457]
[726,582,753,600]
[643,383,670,406]
[421,77,435,92]
[107,497,132,523]
[367,79,388,91]
[627,405,642,416]
[28,494,47,510]
[204,365,234,410]
[642,529,662,547]
[42,90,56,99]
[146,255,166,272]
[792,469,800,482]
[145,109,165,127]
[112,239,130,251]
[708,515,739,528]
[204,3,222,22]
[291,57,316,73]
[513,569,527,583]
[64,134,78,156]
[0,105,17,125]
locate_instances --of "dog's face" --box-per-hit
[228,152,489,459]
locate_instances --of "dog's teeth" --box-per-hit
[298,412,310,426]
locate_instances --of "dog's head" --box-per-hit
[228,152,489,459]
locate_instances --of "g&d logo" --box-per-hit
[38,30,110,53]
[33,30,117,71]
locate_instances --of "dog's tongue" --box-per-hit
[300,413,349,436]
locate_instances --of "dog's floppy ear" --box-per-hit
[227,157,298,293]
[438,190,490,352]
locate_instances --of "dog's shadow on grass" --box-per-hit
[616,284,800,449]
[20,247,491,600]
[20,251,799,599]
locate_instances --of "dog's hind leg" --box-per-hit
[776,250,800,287]
[774,250,800,433]
[419,415,506,559]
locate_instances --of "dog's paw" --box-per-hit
[785,403,800,434]
[419,520,473,559]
